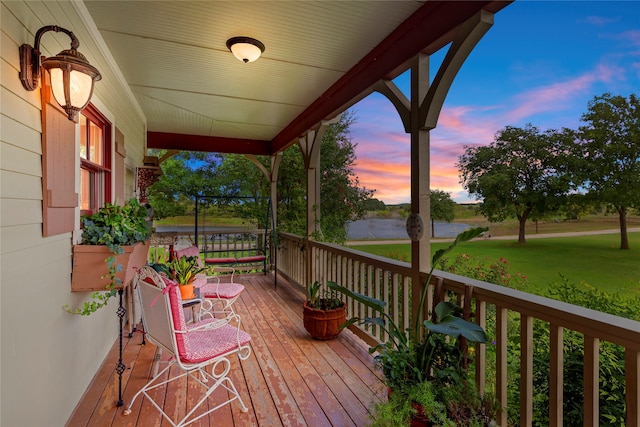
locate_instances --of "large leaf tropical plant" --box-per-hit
[328,226,489,390]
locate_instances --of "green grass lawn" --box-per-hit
[349,232,640,297]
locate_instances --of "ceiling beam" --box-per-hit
[270,0,512,153]
[148,132,271,156]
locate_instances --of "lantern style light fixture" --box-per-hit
[226,36,265,63]
[19,25,101,121]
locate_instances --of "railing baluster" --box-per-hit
[584,335,600,427]
[402,275,410,334]
[392,273,399,341]
[549,324,564,427]
[476,299,486,392]
[626,349,640,427]
[496,306,509,427]
[520,314,533,426]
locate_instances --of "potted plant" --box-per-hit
[303,281,347,340]
[370,381,451,427]
[66,198,151,315]
[329,227,497,425]
[153,255,206,300]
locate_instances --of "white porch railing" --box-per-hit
[276,232,640,427]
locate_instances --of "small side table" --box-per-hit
[182,287,203,323]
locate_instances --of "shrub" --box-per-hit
[514,277,640,426]
[438,253,527,289]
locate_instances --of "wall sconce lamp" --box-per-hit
[19,25,102,121]
[226,36,265,63]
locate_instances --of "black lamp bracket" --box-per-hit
[19,25,79,91]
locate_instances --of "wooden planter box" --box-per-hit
[71,241,150,292]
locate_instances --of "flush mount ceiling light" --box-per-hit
[19,25,102,121]
[226,36,265,63]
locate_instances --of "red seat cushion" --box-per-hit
[204,257,237,264]
[236,255,266,263]
[165,281,250,363]
[198,282,245,299]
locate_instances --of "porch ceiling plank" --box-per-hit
[271,0,511,153]
[83,0,512,155]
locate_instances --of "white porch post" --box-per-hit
[410,53,431,274]
[297,119,339,285]
[298,118,339,240]
[298,131,321,240]
[409,54,431,322]
[374,10,494,324]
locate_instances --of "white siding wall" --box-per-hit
[1,2,147,426]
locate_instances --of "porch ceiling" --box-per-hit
[84,1,512,155]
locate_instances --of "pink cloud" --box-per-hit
[583,15,619,26]
[352,59,633,205]
[505,62,626,123]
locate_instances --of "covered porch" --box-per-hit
[66,230,640,426]
[67,270,384,427]
[6,1,640,426]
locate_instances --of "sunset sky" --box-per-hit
[348,1,640,205]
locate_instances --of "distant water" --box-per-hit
[156,220,471,240]
[347,218,470,240]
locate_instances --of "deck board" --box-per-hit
[66,273,384,427]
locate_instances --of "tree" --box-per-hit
[457,124,574,244]
[430,189,455,238]
[318,112,373,242]
[575,93,640,250]
[147,152,217,219]
[211,112,373,243]
[362,197,386,212]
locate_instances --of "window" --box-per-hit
[80,105,111,215]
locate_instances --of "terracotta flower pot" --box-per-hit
[303,301,346,340]
[179,284,195,300]
[410,403,432,427]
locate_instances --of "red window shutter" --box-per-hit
[41,71,78,236]
[114,127,126,203]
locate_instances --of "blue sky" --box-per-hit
[349,1,640,205]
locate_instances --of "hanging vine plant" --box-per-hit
[65,198,151,315]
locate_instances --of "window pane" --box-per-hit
[80,115,88,159]
[89,121,103,165]
[80,168,92,211]
[80,105,111,214]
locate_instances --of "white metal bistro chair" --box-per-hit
[124,266,251,427]
[172,241,245,316]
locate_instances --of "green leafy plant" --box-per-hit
[65,198,151,316]
[306,280,344,310]
[329,227,496,424]
[438,253,527,289]
[511,277,640,426]
[80,198,151,251]
[155,255,206,286]
[370,381,452,427]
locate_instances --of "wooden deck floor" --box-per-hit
[66,273,385,427]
